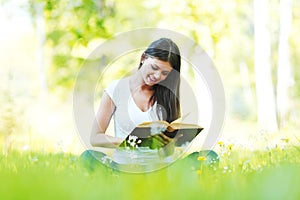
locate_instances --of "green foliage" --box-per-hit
[291,2,300,99]
[27,0,114,93]
[24,0,300,120]
[1,145,300,200]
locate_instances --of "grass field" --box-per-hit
[1,142,300,200]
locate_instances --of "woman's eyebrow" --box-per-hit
[152,63,160,69]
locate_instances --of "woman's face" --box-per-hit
[140,56,173,86]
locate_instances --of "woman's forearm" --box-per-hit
[90,133,123,148]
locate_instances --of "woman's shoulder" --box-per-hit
[105,77,130,95]
[104,77,131,105]
[106,77,130,88]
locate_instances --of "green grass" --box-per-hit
[1,146,300,200]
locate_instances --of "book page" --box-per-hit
[137,120,169,127]
[169,123,202,130]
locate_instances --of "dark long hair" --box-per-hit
[139,38,181,123]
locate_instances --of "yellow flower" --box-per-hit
[217,141,224,147]
[197,156,207,161]
[196,170,202,175]
[228,144,233,151]
[281,138,289,143]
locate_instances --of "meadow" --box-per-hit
[1,1,300,199]
[1,140,300,200]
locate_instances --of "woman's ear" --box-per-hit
[141,52,147,63]
[138,53,146,69]
[139,53,147,67]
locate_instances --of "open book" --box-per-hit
[119,120,203,150]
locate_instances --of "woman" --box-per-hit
[91,38,181,148]
[81,38,218,172]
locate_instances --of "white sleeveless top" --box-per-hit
[105,77,176,167]
[104,77,160,139]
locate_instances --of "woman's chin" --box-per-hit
[146,82,155,86]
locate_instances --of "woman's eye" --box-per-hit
[151,65,158,70]
[162,71,169,76]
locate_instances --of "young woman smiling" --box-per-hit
[90,38,181,148]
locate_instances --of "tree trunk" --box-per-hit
[277,0,293,128]
[254,0,278,132]
[35,2,48,94]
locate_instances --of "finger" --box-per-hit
[153,135,169,145]
[152,135,165,146]
[159,133,172,142]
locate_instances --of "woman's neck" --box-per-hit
[129,72,155,109]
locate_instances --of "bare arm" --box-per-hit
[90,92,123,148]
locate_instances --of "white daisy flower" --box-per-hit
[127,135,139,147]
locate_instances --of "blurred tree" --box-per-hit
[27,0,115,94]
[0,72,17,155]
[152,0,257,119]
[290,1,300,127]
[26,0,163,96]
[34,2,48,94]
[276,0,293,128]
[23,0,300,129]
[254,0,278,132]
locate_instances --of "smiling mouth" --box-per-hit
[148,76,157,83]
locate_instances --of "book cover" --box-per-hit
[118,121,204,150]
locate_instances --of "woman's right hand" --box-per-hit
[90,133,123,148]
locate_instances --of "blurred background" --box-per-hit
[0,0,299,155]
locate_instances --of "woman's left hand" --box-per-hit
[151,133,182,157]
